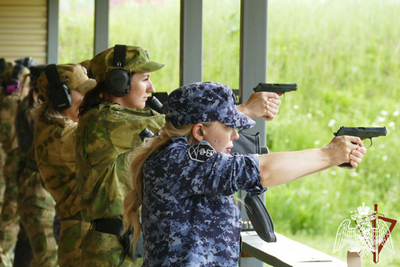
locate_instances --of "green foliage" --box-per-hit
[265,0,400,265]
[59,0,399,264]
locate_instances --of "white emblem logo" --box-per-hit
[188,143,216,162]
[333,203,396,263]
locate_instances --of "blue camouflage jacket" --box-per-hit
[142,137,266,266]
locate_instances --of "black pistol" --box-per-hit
[253,83,297,94]
[146,93,169,114]
[334,126,387,167]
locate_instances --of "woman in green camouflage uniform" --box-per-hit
[16,65,59,266]
[32,64,96,266]
[0,59,7,218]
[0,62,30,266]
[75,45,166,266]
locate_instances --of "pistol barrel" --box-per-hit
[253,83,297,93]
[334,126,387,139]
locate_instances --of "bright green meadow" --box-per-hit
[59,0,399,266]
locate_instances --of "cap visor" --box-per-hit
[137,61,165,73]
[223,110,256,130]
[74,78,97,94]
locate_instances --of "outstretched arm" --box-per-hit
[258,136,367,187]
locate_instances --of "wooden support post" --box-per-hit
[347,250,362,267]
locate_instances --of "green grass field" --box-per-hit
[59,0,399,265]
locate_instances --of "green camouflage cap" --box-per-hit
[90,45,165,83]
[37,64,96,101]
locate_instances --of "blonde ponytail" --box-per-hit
[123,120,215,248]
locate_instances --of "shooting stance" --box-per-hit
[123,81,367,266]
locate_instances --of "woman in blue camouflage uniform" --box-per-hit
[123,81,367,266]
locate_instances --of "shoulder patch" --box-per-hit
[188,143,216,162]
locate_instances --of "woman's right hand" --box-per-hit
[323,136,367,169]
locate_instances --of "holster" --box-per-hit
[91,219,143,265]
[232,132,277,243]
[117,231,135,262]
[244,193,277,242]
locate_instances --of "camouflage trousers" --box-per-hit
[79,229,141,267]
[59,219,90,267]
[0,152,20,267]
[0,147,5,216]
[18,166,58,267]
[0,171,4,219]
[18,203,57,267]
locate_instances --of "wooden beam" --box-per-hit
[238,1,268,266]
[47,0,58,63]
[241,231,347,266]
[179,0,203,86]
[94,0,109,56]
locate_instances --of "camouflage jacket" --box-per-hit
[16,96,55,209]
[0,93,19,154]
[15,96,33,162]
[75,101,165,222]
[141,137,265,266]
[35,118,80,218]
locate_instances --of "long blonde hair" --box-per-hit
[31,99,65,125]
[123,120,214,249]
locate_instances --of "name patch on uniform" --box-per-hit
[188,143,216,162]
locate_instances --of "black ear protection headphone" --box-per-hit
[105,45,131,97]
[45,64,72,112]
[12,64,23,78]
[200,129,204,136]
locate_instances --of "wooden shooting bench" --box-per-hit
[240,231,347,267]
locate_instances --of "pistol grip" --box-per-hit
[339,163,352,168]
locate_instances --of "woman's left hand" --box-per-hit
[237,92,281,121]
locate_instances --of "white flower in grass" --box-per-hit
[376,116,386,122]
[380,110,388,116]
[328,119,336,127]
[393,110,399,116]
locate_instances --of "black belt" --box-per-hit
[91,218,135,264]
[91,218,123,236]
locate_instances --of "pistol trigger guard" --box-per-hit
[367,138,373,148]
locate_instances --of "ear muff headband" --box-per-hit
[6,64,24,94]
[45,64,72,111]
[105,45,131,97]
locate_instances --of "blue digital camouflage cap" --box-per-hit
[168,82,255,130]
